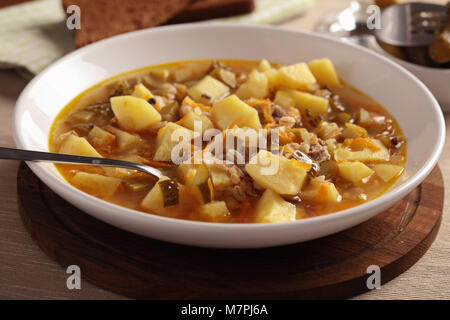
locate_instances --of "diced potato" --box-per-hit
[209,165,233,188]
[132,83,152,100]
[255,189,296,223]
[358,108,371,124]
[264,68,280,89]
[149,68,170,81]
[70,172,121,199]
[211,95,262,130]
[59,134,102,157]
[153,122,196,161]
[178,161,209,186]
[258,59,272,72]
[274,90,296,109]
[141,176,177,216]
[301,176,342,203]
[173,69,192,82]
[277,63,316,90]
[132,83,162,110]
[315,121,341,140]
[187,75,230,104]
[308,58,342,88]
[104,125,140,152]
[338,161,374,184]
[236,71,269,100]
[373,164,404,182]
[287,89,329,118]
[245,150,311,195]
[179,111,214,133]
[342,123,367,139]
[110,95,161,131]
[88,126,116,148]
[199,201,230,222]
[334,139,390,162]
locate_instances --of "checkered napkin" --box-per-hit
[0,0,314,77]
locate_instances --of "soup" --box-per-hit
[50,59,406,223]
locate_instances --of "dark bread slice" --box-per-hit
[169,0,255,24]
[62,0,190,47]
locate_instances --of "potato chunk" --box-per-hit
[287,89,329,118]
[258,59,272,72]
[264,68,280,90]
[274,90,296,109]
[111,95,161,131]
[153,122,196,161]
[132,83,161,110]
[338,161,374,184]
[70,172,121,199]
[334,139,390,162]
[211,95,262,130]
[179,111,214,134]
[308,58,342,88]
[199,201,230,222]
[132,83,152,100]
[141,176,177,216]
[178,161,209,186]
[245,150,311,195]
[187,75,229,104]
[88,126,116,148]
[236,71,269,100]
[104,125,140,152]
[59,134,102,157]
[208,165,233,188]
[342,123,367,139]
[256,189,296,223]
[373,164,404,182]
[301,176,342,203]
[277,63,316,90]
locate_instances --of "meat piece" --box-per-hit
[284,136,331,164]
[210,163,258,206]
[272,104,287,119]
[308,138,331,163]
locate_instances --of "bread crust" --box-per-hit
[169,0,255,23]
[63,0,190,47]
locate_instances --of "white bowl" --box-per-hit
[369,37,450,111]
[13,23,445,248]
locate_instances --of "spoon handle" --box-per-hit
[0,147,162,178]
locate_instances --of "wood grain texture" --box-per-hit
[16,163,443,299]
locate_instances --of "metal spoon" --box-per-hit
[375,2,448,47]
[0,147,162,179]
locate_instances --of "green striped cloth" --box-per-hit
[0,0,314,77]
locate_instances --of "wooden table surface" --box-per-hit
[0,0,449,300]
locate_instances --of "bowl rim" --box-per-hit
[13,22,446,232]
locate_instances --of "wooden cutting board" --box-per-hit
[17,162,443,299]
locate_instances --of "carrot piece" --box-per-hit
[207,177,214,202]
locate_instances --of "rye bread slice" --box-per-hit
[169,0,255,24]
[62,0,190,47]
